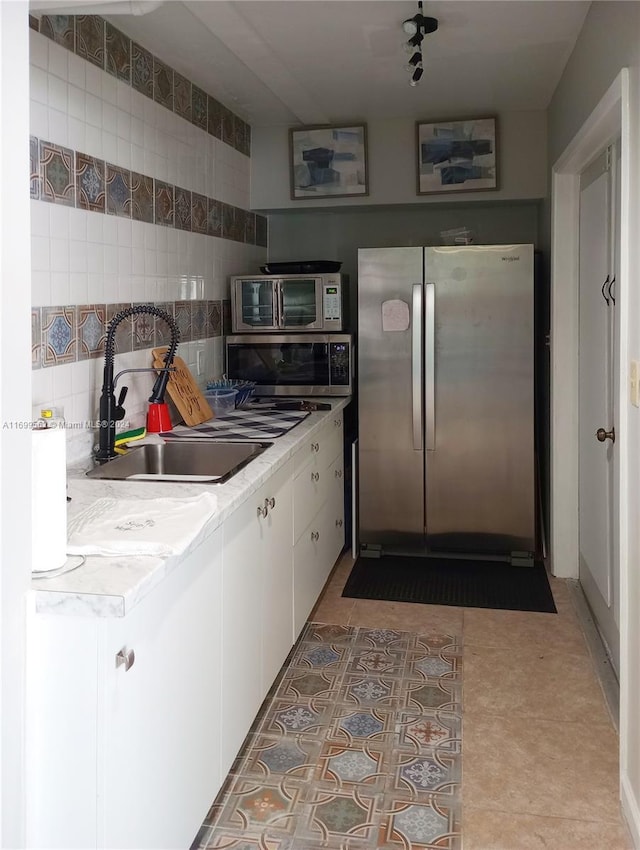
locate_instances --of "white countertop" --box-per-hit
[31,398,350,619]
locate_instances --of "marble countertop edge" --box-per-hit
[31,398,350,619]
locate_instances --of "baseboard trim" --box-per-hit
[566,578,620,731]
[621,774,640,849]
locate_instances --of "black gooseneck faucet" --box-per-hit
[95,305,180,462]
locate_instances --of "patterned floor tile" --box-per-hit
[302,623,357,645]
[338,673,404,709]
[379,797,461,849]
[276,668,342,702]
[212,777,305,837]
[290,641,350,671]
[258,698,334,738]
[413,632,463,655]
[394,710,462,756]
[404,651,462,683]
[326,707,395,747]
[241,734,323,782]
[298,788,382,845]
[347,647,405,677]
[388,750,461,800]
[315,742,388,793]
[353,628,413,652]
[404,680,461,713]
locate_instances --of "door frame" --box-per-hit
[550,68,637,843]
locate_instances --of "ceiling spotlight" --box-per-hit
[409,66,424,86]
[401,2,437,86]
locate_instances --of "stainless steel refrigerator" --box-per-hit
[357,245,535,562]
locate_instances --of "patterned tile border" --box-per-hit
[31,14,252,159]
[31,135,268,247]
[32,300,223,369]
[192,623,463,850]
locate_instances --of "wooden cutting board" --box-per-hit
[152,348,213,426]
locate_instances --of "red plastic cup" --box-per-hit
[147,402,172,433]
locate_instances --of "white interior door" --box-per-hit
[578,142,620,676]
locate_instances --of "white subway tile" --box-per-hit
[117,109,131,142]
[117,218,132,247]
[102,72,117,105]
[85,92,102,128]
[85,63,102,99]
[67,84,85,121]
[131,144,145,174]
[50,205,69,240]
[30,66,48,104]
[116,137,131,169]
[68,208,87,242]
[104,245,118,275]
[67,52,85,91]
[30,101,49,139]
[67,117,86,153]
[71,359,92,395]
[132,247,145,275]
[103,273,119,303]
[70,240,88,273]
[102,130,118,163]
[32,367,54,407]
[102,215,118,245]
[31,270,52,306]
[51,271,70,304]
[102,101,117,130]
[31,235,50,272]
[118,246,132,276]
[87,242,104,274]
[86,211,104,244]
[30,201,50,237]
[69,271,88,304]
[85,124,102,158]
[87,273,105,303]
[47,42,68,81]
[30,31,48,70]
[48,108,68,145]
[47,74,67,112]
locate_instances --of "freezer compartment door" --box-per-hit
[425,244,536,554]
[357,247,425,546]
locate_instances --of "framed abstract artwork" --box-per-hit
[289,124,368,200]
[416,117,498,195]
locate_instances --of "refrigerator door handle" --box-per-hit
[412,283,423,451]
[425,282,435,450]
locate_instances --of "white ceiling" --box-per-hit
[36,0,592,127]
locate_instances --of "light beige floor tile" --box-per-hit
[464,644,611,724]
[464,713,620,822]
[463,607,589,655]
[348,599,464,633]
[310,594,355,625]
[464,807,633,850]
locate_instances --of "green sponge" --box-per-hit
[114,426,146,447]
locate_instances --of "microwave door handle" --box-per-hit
[276,282,284,328]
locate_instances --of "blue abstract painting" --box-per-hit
[417,117,497,195]
[290,124,368,199]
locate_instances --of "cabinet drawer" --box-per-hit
[293,415,344,479]
[293,462,332,542]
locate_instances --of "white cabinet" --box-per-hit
[293,414,345,637]
[220,459,293,775]
[27,529,223,850]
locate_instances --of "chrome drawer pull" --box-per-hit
[335,519,343,528]
[334,419,342,427]
[265,496,276,509]
[257,505,268,518]
[334,469,343,479]
[115,648,135,671]
[311,442,319,452]
[311,471,320,482]
[311,531,320,542]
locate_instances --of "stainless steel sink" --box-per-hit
[86,440,272,483]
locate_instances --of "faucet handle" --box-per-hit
[115,385,128,421]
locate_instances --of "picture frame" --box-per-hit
[416,116,498,195]
[289,124,368,200]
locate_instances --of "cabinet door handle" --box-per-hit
[257,505,269,518]
[311,442,320,452]
[334,419,342,427]
[311,471,320,482]
[115,647,135,671]
[335,519,343,528]
[311,531,320,542]
[334,469,343,479]
[265,497,275,510]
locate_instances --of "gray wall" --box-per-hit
[251,111,547,210]
[264,201,541,327]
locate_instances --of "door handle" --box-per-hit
[412,284,423,451]
[601,275,610,305]
[424,282,435,451]
[596,427,615,443]
[608,275,616,305]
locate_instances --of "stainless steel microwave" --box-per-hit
[225,334,353,396]
[230,273,347,333]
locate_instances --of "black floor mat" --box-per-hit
[342,554,557,613]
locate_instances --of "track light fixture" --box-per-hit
[401,1,437,86]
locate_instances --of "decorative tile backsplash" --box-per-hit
[33,299,225,370]
[31,13,252,159]
[31,135,267,247]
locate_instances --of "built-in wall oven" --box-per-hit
[226,333,353,396]
[230,273,347,333]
